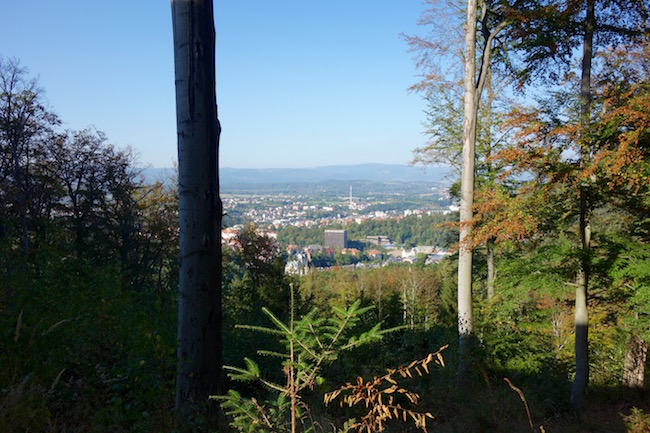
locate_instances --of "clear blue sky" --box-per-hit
[1,1,432,169]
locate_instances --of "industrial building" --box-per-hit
[324,229,347,249]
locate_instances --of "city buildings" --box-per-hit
[324,229,347,249]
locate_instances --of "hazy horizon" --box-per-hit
[142,163,451,185]
[144,162,449,171]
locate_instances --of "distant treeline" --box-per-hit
[277,213,458,249]
[222,180,448,198]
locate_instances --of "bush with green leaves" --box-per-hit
[0,257,177,433]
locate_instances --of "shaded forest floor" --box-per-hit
[413,377,650,433]
[2,304,649,432]
[2,258,649,432]
[216,328,650,433]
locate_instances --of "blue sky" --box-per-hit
[1,1,432,169]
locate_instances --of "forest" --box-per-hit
[2,0,650,432]
[277,213,458,250]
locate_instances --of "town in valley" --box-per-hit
[219,167,458,273]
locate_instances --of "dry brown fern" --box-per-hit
[325,345,448,432]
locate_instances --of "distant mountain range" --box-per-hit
[142,164,451,185]
[219,164,450,184]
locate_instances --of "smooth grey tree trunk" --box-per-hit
[457,0,507,374]
[171,0,223,411]
[457,0,478,374]
[571,0,595,408]
[486,237,495,300]
[484,70,496,302]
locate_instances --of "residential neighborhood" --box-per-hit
[221,187,456,274]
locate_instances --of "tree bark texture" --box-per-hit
[571,0,595,409]
[458,0,478,373]
[171,0,223,410]
[623,335,647,390]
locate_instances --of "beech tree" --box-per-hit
[571,0,595,407]
[457,0,479,372]
[407,0,510,371]
[171,0,223,410]
[505,0,648,407]
[406,4,517,354]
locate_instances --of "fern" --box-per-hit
[324,347,447,433]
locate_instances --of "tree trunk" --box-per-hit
[623,335,647,390]
[171,0,223,411]
[458,0,478,375]
[402,281,408,326]
[571,0,595,409]
[483,66,496,302]
[377,274,383,322]
[486,237,495,300]
[11,143,28,261]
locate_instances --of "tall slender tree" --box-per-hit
[171,0,223,410]
[571,0,595,408]
[457,0,479,372]
[444,0,509,371]
[507,0,648,407]
[406,3,512,361]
